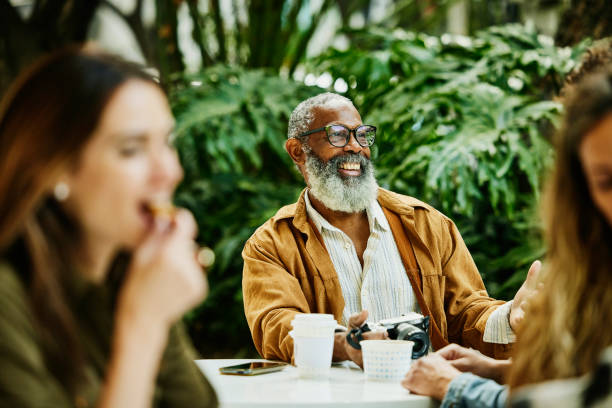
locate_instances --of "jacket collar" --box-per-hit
[271,187,430,233]
[269,186,433,324]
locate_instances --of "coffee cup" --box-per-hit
[289,313,337,379]
[361,339,413,381]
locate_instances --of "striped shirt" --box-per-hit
[483,299,516,344]
[304,190,514,344]
[304,191,419,326]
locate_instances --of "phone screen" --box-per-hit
[219,361,288,375]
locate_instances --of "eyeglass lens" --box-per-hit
[327,125,376,147]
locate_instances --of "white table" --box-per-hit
[195,359,437,408]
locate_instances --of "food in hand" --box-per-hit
[146,202,177,220]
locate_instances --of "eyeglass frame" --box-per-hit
[299,124,377,147]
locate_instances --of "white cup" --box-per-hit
[361,340,414,381]
[289,313,337,379]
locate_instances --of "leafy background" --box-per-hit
[2,0,600,358]
[170,67,320,355]
[308,24,586,296]
[171,24,587,356]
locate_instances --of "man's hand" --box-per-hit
[437,344,510,383]
[332,310,387,367]
[401,354,462,401]
[509,260,542,332]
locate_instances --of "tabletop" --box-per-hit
[195,359,437,408]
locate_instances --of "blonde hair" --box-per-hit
[508,66,612,388]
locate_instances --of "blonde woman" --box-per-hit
[402,65,612,407]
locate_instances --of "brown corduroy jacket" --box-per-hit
[242,188,512,361]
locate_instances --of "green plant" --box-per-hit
[171,25,588,357]
[170,66,319,355]
[308,24,588,298]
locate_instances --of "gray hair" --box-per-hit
[287,92,355,141]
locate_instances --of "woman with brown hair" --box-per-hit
[0,48,217,407]
[401,64,612,407]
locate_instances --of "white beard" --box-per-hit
[304,149,378,213]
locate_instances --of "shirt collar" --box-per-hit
[304,189,389,234]
[304,190,335,233]
[368,196,390,232]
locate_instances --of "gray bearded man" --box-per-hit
[242,92,540,366]
[304,145,376,213]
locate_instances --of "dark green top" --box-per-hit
[0,261,217,408]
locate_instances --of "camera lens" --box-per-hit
[396,323,429,359]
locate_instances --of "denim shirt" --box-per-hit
[441,372,508,408]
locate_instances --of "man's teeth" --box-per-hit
[339,162,360,170]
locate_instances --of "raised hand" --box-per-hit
[118,208,208,331]
[510,260,542,332]
[100,208,209,408]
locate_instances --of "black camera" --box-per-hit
[346,312,430,359]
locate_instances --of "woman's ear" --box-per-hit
[285,138,306,165]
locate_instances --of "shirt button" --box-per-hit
[344,242,351,249]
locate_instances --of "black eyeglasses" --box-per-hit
[299,124,376,147]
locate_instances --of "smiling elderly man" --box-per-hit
[242,92,539,365]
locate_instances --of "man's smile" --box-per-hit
[338,161,362,177]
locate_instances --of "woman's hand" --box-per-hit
[118,208,208,331]
[100,208,208,408]
[401,353,462,401]
[437,344,511,383]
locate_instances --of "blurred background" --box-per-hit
[1,0,610,358]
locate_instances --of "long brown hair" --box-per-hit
[508,66,612,388]
[0,48,154,394]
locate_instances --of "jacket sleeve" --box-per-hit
[155,322,218,407]
[242,237,312,362]
[0,264,73,408]
[440,218,512,359]
[442,373,508,408]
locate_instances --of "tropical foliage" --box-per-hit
[308,24,587,297]
[171,24,587,355]
[170,66,319,355]
[1,0,591,358]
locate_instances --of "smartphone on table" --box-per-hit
[219,361,288,376]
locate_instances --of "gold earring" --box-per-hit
[53,182,70,201]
